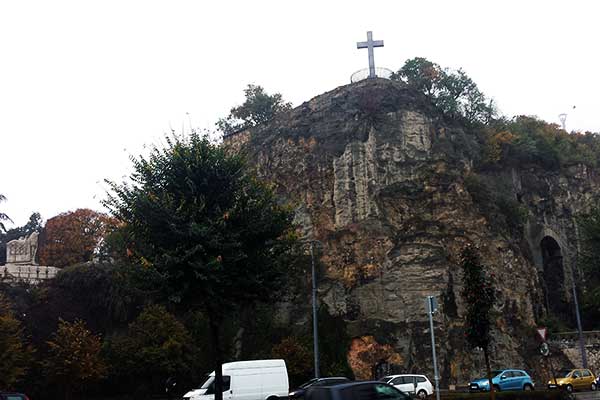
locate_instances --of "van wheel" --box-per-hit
[417,390,427,399]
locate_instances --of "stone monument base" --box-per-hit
[2,264,59,284]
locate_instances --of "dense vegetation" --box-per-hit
[216,84,291,136]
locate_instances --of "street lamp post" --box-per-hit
[310,241,320,378]
[570,266,587,368]
[426,296,441,400]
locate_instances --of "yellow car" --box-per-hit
[548,368,597,392]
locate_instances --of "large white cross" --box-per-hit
[357,31,384,79]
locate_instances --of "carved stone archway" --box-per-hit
[540,236,570,322]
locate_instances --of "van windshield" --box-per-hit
[200,376,231,393]
[201,376,214,389]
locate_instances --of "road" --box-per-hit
[574,392,600,400]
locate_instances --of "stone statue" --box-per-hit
[6,232,39,265]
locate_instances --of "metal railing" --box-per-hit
[350,67,394,83]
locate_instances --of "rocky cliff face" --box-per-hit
[226,79,600,384]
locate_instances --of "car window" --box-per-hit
[6,396,25,400]
[501,371,512,378]
[391,377,404,385]
[573,371,581,378]
[416,377,426,383]
[582,370,591,377]
[301,379,320,389]
[513,371,524,377]
[374,384,410,400]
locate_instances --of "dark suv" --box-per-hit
[306,381,410,400]
[289,377,351,399]
[0,393,29,400]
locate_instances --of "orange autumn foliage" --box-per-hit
[39,209,118,267]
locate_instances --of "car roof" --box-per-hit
[319,377,349,380]
[324,381,391,390]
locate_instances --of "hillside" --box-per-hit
[224,77,600,383]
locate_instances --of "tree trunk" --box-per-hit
[483,347,495,400]
[210,318,224,400]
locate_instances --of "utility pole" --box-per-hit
[570,266,587,368]
[426,296,441,400]
[310,242,320,378]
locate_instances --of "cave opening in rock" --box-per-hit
[540,236,571,325]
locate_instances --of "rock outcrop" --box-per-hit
[225,78,600,384]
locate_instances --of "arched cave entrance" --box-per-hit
[540,236,570,322]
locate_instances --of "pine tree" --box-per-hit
[460,244,496,399]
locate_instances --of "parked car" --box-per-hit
[306,381,410,400]
[289,377,351,399]
[379,375,433,399]
[183,359,289,400]
[547,368,597,392]
[0,393,30,400]
[469,369,534,392]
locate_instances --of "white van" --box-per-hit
[184,360,289,400]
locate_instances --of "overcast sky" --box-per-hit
[1,0,598,228]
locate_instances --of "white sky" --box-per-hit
[1,0,599,228]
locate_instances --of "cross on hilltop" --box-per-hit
[357,31,384,79]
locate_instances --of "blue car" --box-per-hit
[469,369,535,392]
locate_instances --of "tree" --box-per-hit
[577,206,600,328]
[392,57,495,124]
[0,293,34,390]
[271,336,312,387]
[216,84,292,135]
[0,193,12,233]
[38,208,118,267]
[104,132,296,400]
[44,319,107,400]
[460,244,496,400]
[105,304,198,397]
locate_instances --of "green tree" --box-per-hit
[105,304,198,397]
[0,293,34,390]
[392,57,495,124]
[104,132,296,400]
[577,206,600,327]
[44,319,107,400]
[460,244,497,399]
[0,193,12,233]
[217,84,292,135]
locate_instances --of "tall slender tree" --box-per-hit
[104,133,296,400]
[460,244,496,400]
[0,194,12,233]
